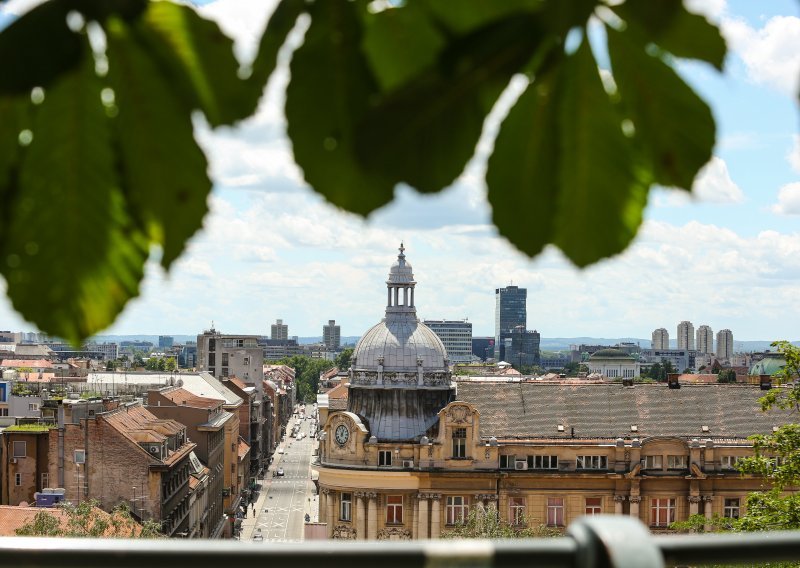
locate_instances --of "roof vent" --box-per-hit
[557,424,565,433]
[630,425,638,432]
[760,375,772,390]
[773,426,780,432]
[701,425,709,433]
[668,374,680,389]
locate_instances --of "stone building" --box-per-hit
[316,246,793,540]
[586,348,641,379]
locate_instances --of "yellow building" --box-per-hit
[316,246,790,539]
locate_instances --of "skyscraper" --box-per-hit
[716,329,734,361]
[323,320,341,349]
[677,321,695,350]
[696,325,714,354]
[651,328,669,350]
[271,319,288,341]
[494,286,527,360]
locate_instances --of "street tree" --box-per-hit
[16,500,162,538]
[0,0,742,344]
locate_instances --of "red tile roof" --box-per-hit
[0,359,52,368]
[0,505,142,537]
[160,387,222,410]
[238,439,250,460]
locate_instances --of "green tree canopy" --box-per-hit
[0,0,739,344]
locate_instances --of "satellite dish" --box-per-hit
[176,378,184,387]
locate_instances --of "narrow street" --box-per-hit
[242,407,317,543]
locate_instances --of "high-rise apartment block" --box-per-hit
[196,329,264,388]
[424,320,473,364]
[271,319,288,341]
[716,329,734,361]
[158,335,174,349]
[677,321,695,350]
[696,325,714,354]
[323,320,341,349]
[651,328,669,350]
[494,286,527,361]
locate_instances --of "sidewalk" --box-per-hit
[239,464,275,541]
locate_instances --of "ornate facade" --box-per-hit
[316,247,791,539]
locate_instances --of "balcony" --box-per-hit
[0,517,798,566]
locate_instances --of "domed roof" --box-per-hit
[353,317,448,372]
[749,353,786,376]
[591,348,633,359]
[388,243,415,285]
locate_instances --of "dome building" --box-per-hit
[347,244,454,441]
[315,246,793,541]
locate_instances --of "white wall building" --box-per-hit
[587,349,641,379]
[424,319,473,364]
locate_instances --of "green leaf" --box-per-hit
[361,3,446,93]
[0,0,83,94]
[607,26,715,190]
[422,0,544,35]
[554,37,647,267]
[129,1,250,127]
[245,0,307,112]
[286,0,394,214]
[105,16,211,270]
[614,2,726,70]
[0,44,149,344]
[486,68,561,258]
[355,13,546,194]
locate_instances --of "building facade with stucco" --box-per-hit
[315,247,792,540]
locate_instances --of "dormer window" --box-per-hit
[452,428,467,458]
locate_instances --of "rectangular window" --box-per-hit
[14,473,21,486]
[340,493,352,521]
[386,495,403,524]
[721,455,739,470]
[585,497,602,515]
[576,455,608,470]
[379,450,392,467]
[546,497,564,527]
[667,455,687,469]
[208,353,215,367]
[74,449,86,464]
[28,403,39,411]
[452,428,466,458]
[644,455,663,470]
[529,455,559,469]
[222,367,229,378]
[243,357,250,366]
[12,441,26,458]
[446,496,468,525]
[651,498,675,527]
[222,353,229,366]
[0,408,7,416]
[41,472,49,488]
[723,498,740,519]
[500,454,515,469]
[509,497,526,525]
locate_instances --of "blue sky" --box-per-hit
[0,0,798,343]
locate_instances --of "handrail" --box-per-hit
[0,516,798,568]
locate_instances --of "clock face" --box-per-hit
[335,424,349,446]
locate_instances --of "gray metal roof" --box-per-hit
[455,381,792,440]
[353,315,448,373]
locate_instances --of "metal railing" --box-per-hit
[1,516,798,568]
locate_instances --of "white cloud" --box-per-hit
[788,135,800,173]
[771,182,800,216]
[685,0,727,23]
[722,15,800,96]
[691,156,745,203]
[653,157,744,206]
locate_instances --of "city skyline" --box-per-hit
[0,0,798,341]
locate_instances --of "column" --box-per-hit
[327,489,336,538]
[410,288,414,307]
[417,494,429,539]
[356,492,366,540]
[688,495,701,517]
[367,493,378,540]
[402,287,407,306]
[320,489,328,525]
[613,495,625,515]
[430,494,441,539]
[387,289,391,307]
[629,496,641,520]
[411,495,418,540]
[703,495,714,531]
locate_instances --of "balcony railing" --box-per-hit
[0,517,798,567]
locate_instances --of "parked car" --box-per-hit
[277,468,284,477]
[252,528,263,542]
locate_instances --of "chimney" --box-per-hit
[667,374,680,389]
[760,374,772,390]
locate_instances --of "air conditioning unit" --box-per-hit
[402,460,414,468]
[515,461,528,470]
[10,458,17,465]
